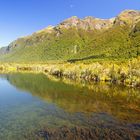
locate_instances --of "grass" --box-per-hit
[0,56,140,87]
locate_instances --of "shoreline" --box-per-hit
[0,60,140,88]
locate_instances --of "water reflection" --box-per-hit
[0,73,140,139]
[6,73,140,123]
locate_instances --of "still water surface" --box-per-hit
[0,73,140,139]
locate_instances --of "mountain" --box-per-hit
[0,10,140,63]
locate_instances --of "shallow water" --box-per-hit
[0,73,140,139]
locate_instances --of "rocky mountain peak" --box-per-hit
[114,10,140,26]
[83,16,95,22]
[57,10,140,30]
[58,15,115,30]
[58,16,80,28]
[119,10,140,17]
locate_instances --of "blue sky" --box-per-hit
[0,0,140,47]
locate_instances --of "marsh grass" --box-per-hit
[0,57,140,87]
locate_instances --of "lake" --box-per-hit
[0,73,140,140]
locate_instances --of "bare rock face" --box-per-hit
[82,17,115,30]
[57,10,140,30]
[58,16,81,28]
[57,16,115,30]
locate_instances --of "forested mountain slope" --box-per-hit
[0,10,140,63]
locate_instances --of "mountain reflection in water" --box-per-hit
[0,73,139,140]
[7,73,140,122]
